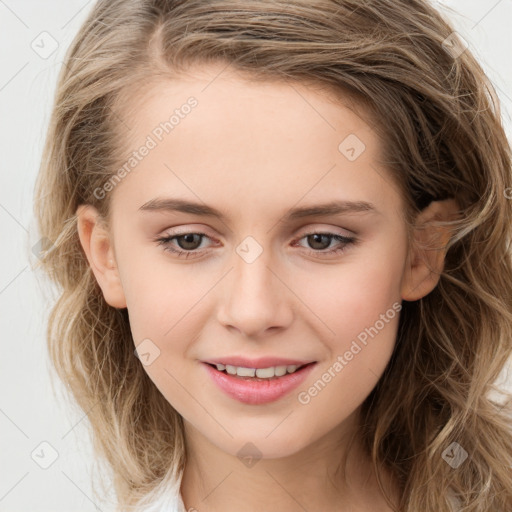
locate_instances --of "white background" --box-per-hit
[0,1,511,510]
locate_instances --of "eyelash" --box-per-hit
[154,230,357,259]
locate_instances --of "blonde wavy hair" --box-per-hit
[33,0,512,510]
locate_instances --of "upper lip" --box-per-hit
[202,356,316,369]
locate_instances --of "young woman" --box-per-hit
[34,1,512,510]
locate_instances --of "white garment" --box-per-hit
[140,490,186,512]
[135,467,461,512]
[135,469,187,512]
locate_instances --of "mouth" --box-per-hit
[204,361,316,381]
[202,361,318,405]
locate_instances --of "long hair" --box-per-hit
[33,1,512,510]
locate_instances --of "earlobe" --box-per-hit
[76,204,127,308]
[401,198,459,302]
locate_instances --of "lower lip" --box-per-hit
[203,362,316,405]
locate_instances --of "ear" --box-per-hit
[401,198,459,302]
[76,204,127,308]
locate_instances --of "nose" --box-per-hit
[217,248,294,339]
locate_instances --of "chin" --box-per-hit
[212,430,309,461]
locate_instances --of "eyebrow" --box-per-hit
[138,197,378,222]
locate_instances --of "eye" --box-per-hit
[154,230,357,259]
[154,232,213,259]
[292,231,357,257]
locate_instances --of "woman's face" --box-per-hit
[86,63,416,459]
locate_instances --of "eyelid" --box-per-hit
[160,223,355,238]
[155,224,358,261]
[295,223,356,238]
[158,225,218,240]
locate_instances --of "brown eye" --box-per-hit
[154,231,213,259]
[174,233,204,251]
[305,233,333,250]
[294,231,357,257]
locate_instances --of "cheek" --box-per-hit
[292,265,403,421]
[293,243,405,406]
[117,241,217,352]
[302,245,405,344]
[306,245,405,406]
[115,239,172,341]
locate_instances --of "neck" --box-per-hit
[180,410,399,512]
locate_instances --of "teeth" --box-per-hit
[255,367,274,378]
[237,367,256,377]
[274,365,287,377]
[215,363,304,378]
[226,365,237,375]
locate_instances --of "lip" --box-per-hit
[202,361,317,405]
[202,356,314,369]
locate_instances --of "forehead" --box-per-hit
[120,63,376,147]
[109,63,403,221]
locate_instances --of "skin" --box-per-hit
[77,62,458,512]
